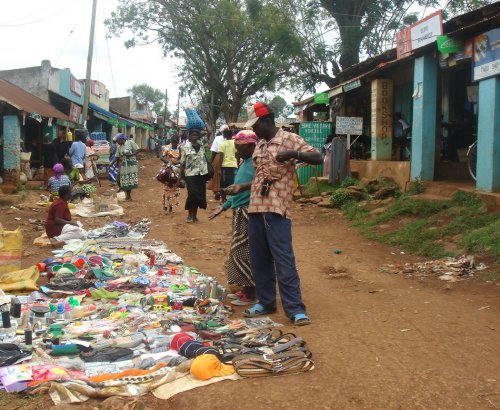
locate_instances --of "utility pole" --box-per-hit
[82,0,97,129]
[163,89,168,137]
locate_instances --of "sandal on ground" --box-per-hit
[293,313,311,326]
[244,303,276,318]
[227,291,245,300]
[231,297,257,306]
[185,217,194,223]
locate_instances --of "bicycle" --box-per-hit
[467,141,477,181]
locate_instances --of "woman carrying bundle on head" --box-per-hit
[160,134,182,213]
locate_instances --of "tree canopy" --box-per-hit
[106,0,300,122]
[268,95,288,117]
[127,83,169,118]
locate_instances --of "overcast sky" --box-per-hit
[0,0,182,110]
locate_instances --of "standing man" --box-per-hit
[53,131,70,163]
[69,132,86,172]
[244,102,322,326]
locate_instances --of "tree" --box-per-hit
[105,0,301,122]
[127,83,169,118]
[268,95,288,116]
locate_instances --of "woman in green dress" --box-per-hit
[109,133,139,201]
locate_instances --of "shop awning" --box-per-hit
[0,79,69,121]
[89,103,117,121]
[119,117,136,127]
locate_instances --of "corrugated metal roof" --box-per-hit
[0,79,69,120]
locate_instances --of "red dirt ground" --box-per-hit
[2,153,500,410]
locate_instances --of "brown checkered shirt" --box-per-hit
[248,128,317,218]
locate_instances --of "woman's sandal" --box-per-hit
[244,303,276,318]
[293,314,311,326]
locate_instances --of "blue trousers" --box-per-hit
[248,212,306,318]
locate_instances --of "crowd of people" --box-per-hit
[153,102,322,326]
[43,101,323,327]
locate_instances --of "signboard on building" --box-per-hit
[314,92,329,105]
[69,102,81,123]
[91,81,101,96]
[335,116,363,135]
[396,11,443,59]
[343,79,361,92]
[436,36,462,54]
[70,75,82,97]
[371,79,393,139]
[473,28,500,81]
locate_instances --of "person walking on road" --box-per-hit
[161,134,182,213]
[218,128,238,203]
[109,133,140,201]
[244,102,322,326]
[179,129,209,223]
[210,130,258,306]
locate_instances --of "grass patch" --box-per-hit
[461,219,500,261]
[302,180,334,197]
[367,198,450,226]
[341,194,500,262]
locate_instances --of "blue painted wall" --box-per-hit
[3,115,20,170]
[476,76,500,192]
[411,55,438,181]
[57,69,84,105]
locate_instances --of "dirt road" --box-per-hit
[6,153,500,409]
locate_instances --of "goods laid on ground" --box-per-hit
[0,224,313,404]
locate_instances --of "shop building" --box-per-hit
[109,97,154,149]
[294,3,500,192]
[0,60,115,141]
[0,79,69,189]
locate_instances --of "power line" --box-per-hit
[0,2,73,27]
[54,28,75,67]
[0,0,67,25]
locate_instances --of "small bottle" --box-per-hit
[56,302,65,321]
[64,303,72,320]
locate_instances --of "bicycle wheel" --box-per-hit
[467,142,477,181]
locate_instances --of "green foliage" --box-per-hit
[268,95,288,116]
[127,84,169,118]
[452,191,482,208]
[461,219,500,261]
[406,178,425,195]
[330,188,352,208]
[303,180,333,197]
[342,200,368,220]
[340,176,360,188]
[368,198,450,225]
[106,0,300,122]
[378,219,451,258]
[340,194,500,262]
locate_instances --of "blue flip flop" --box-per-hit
[293,313,311,326]
[244,303,276,317]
